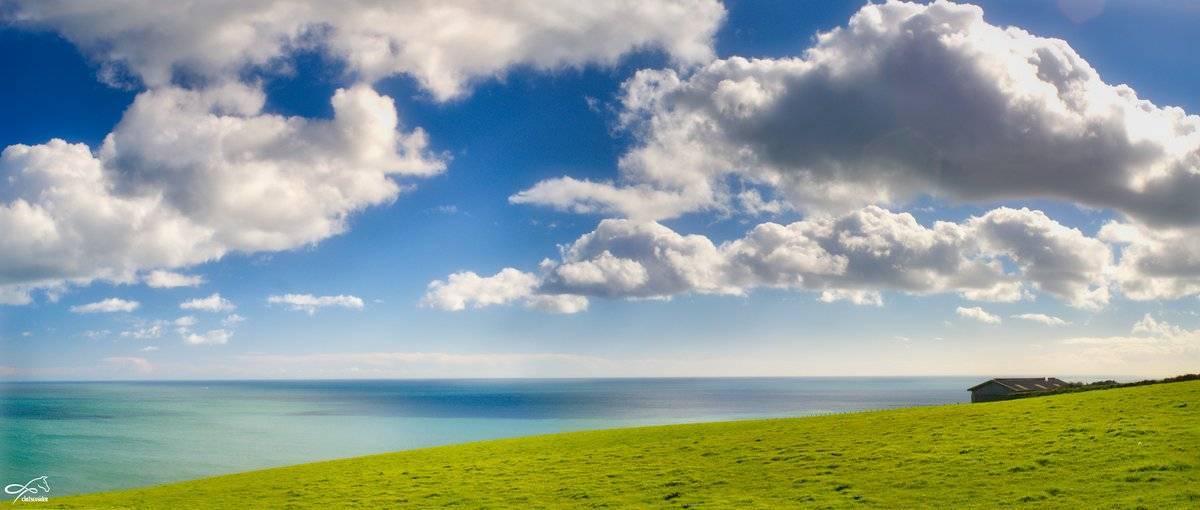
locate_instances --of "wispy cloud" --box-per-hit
[956,306,1001,325]
[70,298,139,314]
[120,321,165,340]
[184,329,232,346]
[1012,313,1070,326]
[1051,314,1200,372]
[144,270,204,288]
[180,293,235,313]
[268,294,364,314]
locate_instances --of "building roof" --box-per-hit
[967,377,1070,392]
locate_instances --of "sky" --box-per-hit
[1,0,1199,380]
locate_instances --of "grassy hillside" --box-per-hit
[49,381,1199,509]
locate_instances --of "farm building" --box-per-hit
[968,377,1070,403]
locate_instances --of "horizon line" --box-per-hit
[0,373,1147,384]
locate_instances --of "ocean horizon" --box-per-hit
[1,376,1007,495]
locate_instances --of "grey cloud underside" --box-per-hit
[426,205,1118,312]
[5,0,724,100]
[513,0,1200,227]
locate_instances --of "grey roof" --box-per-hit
[967,377,1070,392]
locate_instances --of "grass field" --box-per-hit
[47,380,1199,509]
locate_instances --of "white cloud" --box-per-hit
[551,251,652,297]
[422,268,585,312]
[0,84,442,303]
[173,316,197,327]
[267,293,364,314]
[1059,314,1200,369]
[524,294,590,314]
[144,270,204,288]
[956,306,1001,325]
[8,0,724,101]
[422,268,588,314]
[542,220,736,299]
[736,189,789,216]
[819,289,883,306]
[514,0,1200,228]
[1012,313,1070,326]
[140,346,159,352]
[221,314,246,326]
[968,208,1111,309]
[510,177,714,222]
[70,298,140,313]
[0,285,36,305]
[423,268,537,311]
[120,321,165,339]
[184,329,232,346]
[180,293,236,313]
[429,205,1115,312]
[1101,221,1200,301]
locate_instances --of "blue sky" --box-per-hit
[2,0,1199,379]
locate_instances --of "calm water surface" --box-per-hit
[1,377,975,494]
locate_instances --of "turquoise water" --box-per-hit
[1,378,974,495]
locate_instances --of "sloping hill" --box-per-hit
[48,380,1199,509]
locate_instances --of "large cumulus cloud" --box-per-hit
[426,205,1115,312]
[512,0,1200,227]
[0,84,441,303]
[5,0,724,100]
[1100,222,1200,301]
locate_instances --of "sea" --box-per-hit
[1,377,976,495]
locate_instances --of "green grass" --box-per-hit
[49,381,1199,509]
